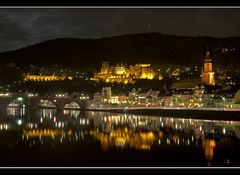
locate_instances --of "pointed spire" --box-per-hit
[206,51,210,57]
[205,47,211,63]
[205,53,211,62]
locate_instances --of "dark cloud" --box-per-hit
[0,8,240,52]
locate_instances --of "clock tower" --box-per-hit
[202,51,215,85]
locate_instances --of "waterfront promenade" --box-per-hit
[84,106,240,121]
[1,93,239,121]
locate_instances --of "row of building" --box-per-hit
[92,85,240,109]
[90,50,239,108]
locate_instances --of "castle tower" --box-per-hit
[101,62,110,74]
[202,51,215,85]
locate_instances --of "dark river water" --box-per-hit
[1,107,240,167]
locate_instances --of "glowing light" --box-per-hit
[223,128,226,134]
[17,97,23,101]
[23,75,73,81]
[17,119,23,125]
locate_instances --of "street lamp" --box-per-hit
[222,97,225,108]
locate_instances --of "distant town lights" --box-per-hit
[79,95,89,100]
[0,93,9,97]
[55,94,65,98]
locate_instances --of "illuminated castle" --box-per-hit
[91,62,158,84]
[202,51,215,86]
[24,75,73,81]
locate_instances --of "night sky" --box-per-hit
[1,8,240,52]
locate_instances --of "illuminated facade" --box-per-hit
[91,62,157,84]
[93,87,128,104]
[202,51,215,85]
[22,129,72,137]
[102,87,112,102]
[23,75,73,81]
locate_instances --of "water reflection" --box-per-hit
[1,108,240,166]
[63,102,80,109]
[7,107,25,117]
[203,139,216,166]
[63,109,80,118]
[90,128,156,150]
[40,108,56,119]
[7,102,25,117]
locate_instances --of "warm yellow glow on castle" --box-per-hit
[202,51,215,85]
[90,128,158,150]
[91,62,158,84]
[24,75,73,81]
[23,129,66,137]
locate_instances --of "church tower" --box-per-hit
[202,51,215,85]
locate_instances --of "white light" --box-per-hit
[17,119,23,125]
[223,128,226,134]
[17,97,23,101]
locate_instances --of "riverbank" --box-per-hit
[83,107,240,121]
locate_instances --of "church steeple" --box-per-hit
[204,51,212,63]
[202,50,215,86]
